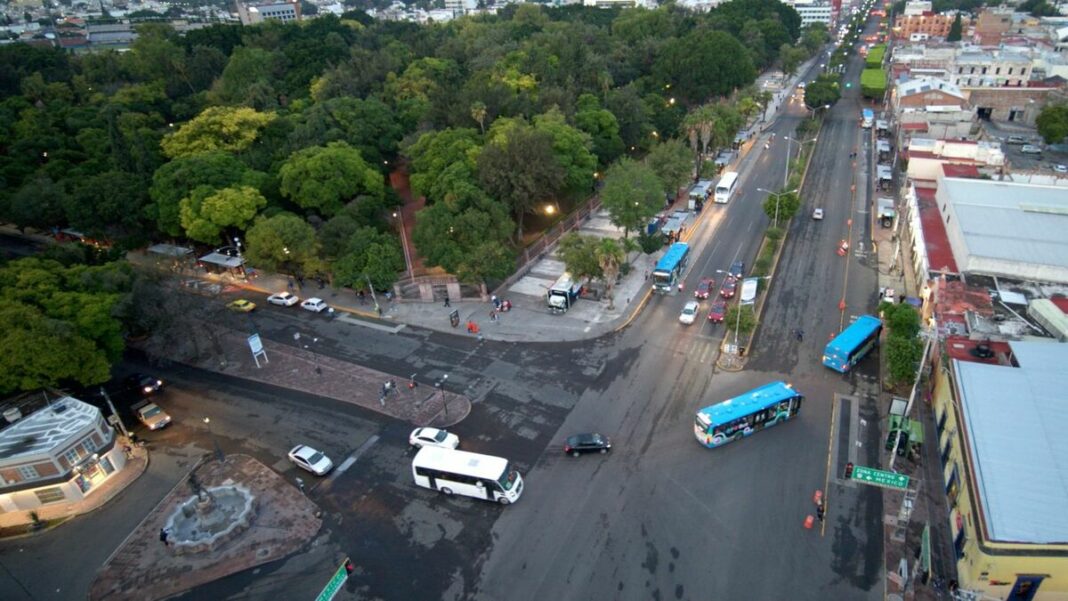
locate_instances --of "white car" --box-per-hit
[881,288,897,304]
[267,292,300,306]
[288,444,334,476]
[813,208,824,220]
[301,297,329,313]
[679,301,700,325]
[409,427,460,450]
[134,401,171,431]
[1054,164,1067,174]
[1020,144,1042,155]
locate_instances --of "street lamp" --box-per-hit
[204,417,224,462]
[434,374,449,418]
[782,136,818,188]
[233,236,245,279]
[757,188,798,229]
[392,211,414,280]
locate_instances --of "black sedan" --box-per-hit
[564,433,612,457]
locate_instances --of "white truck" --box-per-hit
[547,273,582,314]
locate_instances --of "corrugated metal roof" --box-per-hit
[954,341,1068,544]
[941,178,1068,271]
[0,397,100,462]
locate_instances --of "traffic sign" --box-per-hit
[850,465,909,490]
[315,558,351,601]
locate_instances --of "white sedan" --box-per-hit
[679,301,700,325]
[267,292,300,306]
[288,444,334,476]
[409,427,460,450]
[301,297,329,313]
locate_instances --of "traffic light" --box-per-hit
[844,462,855,479]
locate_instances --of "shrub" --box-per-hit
[766,227,784,240]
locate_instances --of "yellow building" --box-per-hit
[931,338,1068,600]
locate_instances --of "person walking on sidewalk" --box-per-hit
[160,528,170,547]
[443,294,450,308]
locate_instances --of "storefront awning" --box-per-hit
[198,252,245,269]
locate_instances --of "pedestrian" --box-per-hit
[797,329,804,342]
[296,477,305,494]
[375,304,382,317]
[160,528,170,547]
[490,309,498,322]
[287,279,294,291]
[443,294,450,308]
[357,290,365,304]
[816,502,825,522]
[678,282,684,293]
[491,294,500,310]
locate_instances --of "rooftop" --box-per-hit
[954,340,1068,544]
[917,187,959,273]
[0,397,100,461]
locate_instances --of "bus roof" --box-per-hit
[412,447,509,480]
[862,108,874,117]
[824,315,882,356]
[697,381,799,426]
[716,171,739,189]
[654,242,689,273]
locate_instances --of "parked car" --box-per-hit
[813,208,824,220]
[708,300,727,323]
[728,261,745,280]
[301,298,329,313]
[1020,144,1042,155]
[133,400,171,430]
[881,287,897,304]
[288,444,334,476]
[1005,135,1027,145]
[126,373,163,396]
[719,279,737,299]
[564,433,612,457]
[227,299,256,312]
[1054,164,1067,174]
[679,301,700,325]
[695,277,715,300]
[409,427,460,450]
[267,292,300,306]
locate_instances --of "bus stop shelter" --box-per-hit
[197,251,245,276]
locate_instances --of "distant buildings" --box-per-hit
[236,0,301,25]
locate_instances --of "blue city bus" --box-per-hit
[822,315,883,373]
[652,242,690,293]
[694,381,804,449]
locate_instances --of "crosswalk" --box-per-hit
[654,330,722,365]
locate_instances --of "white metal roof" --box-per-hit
[0,398,100,463]
[938,177,1068,282]
[954,341,1068,543]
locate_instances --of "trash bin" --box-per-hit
[449,310,460,328]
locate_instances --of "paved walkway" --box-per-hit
[89,454,322,601]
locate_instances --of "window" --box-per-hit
[1007,67,1013,75]
[83,437,98,453]
[995,67,1001,75]
[34,487,66,504]
[17,465,38,480]
[64,448,83,465]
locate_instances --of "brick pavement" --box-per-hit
[171,327,471,428]
[89,454,321,601]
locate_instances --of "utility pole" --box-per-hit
[100,387,129,438]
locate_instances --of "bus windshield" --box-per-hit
[498,467,520,491]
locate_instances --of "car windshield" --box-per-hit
[683,306,696,315]
[432,430,448,442]
[497,468,519,491]
[143,406,161,418]
[306,451,325,464]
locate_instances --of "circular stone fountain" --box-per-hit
[164,485,256,555]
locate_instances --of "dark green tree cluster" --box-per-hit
[0,3,826,297]
[880,302,924,387]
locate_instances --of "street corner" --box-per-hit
[412,391,472,429]
[88,454,322,601]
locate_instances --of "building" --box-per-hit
[904,139,1003,181]
[891,77,975,140]
[971,7,1013,45]
[785,0,833,27]
[0,397,127,514]
[903,0,932,17]
[930,339,1068,599]
[236,0,301,25]
[893,11,958,41]
[952,50,1032,88]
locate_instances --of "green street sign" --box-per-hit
[851,465,909,490]
[316,558,350,601]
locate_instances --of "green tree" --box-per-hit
[331,226,404,291]
[244,213,320,275]
[7,174,68,230]
[599,158,663,239]
[279,142,384,217]
[411,189,515,294]
[761,190,801,226]
[557,233,602,285]
[160,106,277,159]
[1036,103,1068,144]
[530,109,597,195]
[0,303,113,393]
[653,30,756,106]
[574,93,624,166]
[645,139,693,197]
[470,100,487,134]
[882,302,922,339]
[595,237,632,309]
[478,125,565,243]
[779,44,808,80]
[179,185,267,244]
[804,74,841,111]
[148,151,268,237]
[286,97,404,168]
[947,13,963,42]
[886,335,924,386]
[405,128,483,203]
[64,170,149,239]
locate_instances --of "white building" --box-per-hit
[236,0,301,25]
[903,0,932,17]
[0,397,128,514]
[785,0,833,27]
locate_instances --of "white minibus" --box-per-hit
[714,171,739,204]
[412,447,524,505]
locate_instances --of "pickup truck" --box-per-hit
[132,400,172,431]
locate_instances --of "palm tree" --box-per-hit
[596,237,637,310]
[682,104,716,178]
[470,101,487,135]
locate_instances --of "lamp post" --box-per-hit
[233,236,245,279]
[757,188,799,229]
[434,374,449,418]
[782,136,818,188]
[204,417,225,462]
[392,211,414,280]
